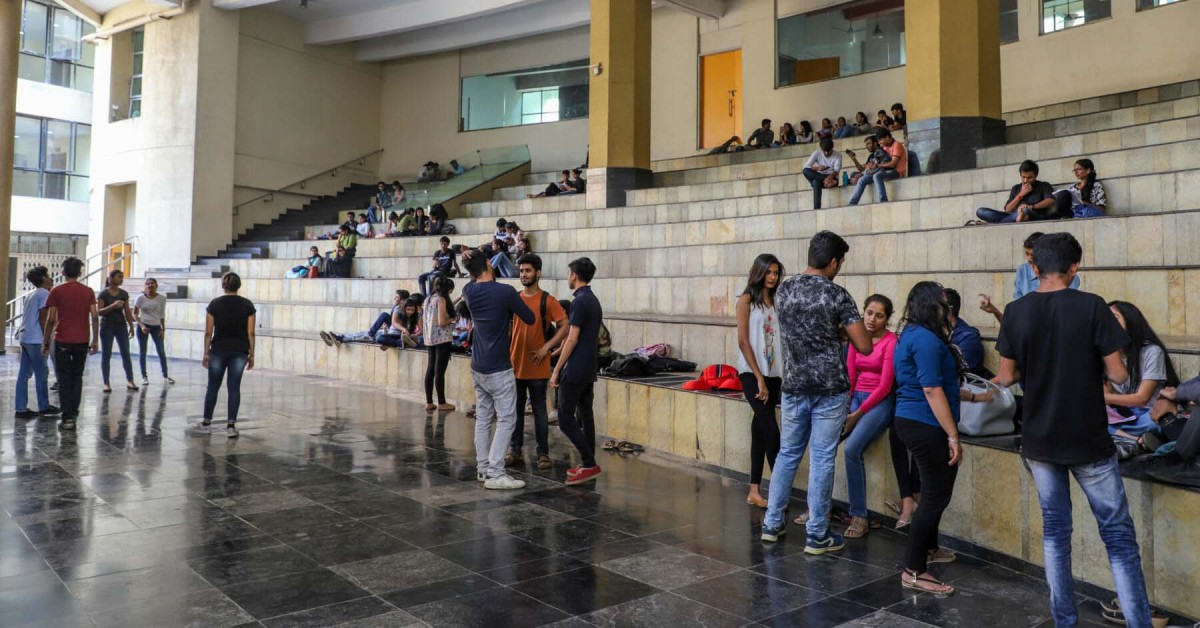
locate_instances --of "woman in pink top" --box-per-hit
[842,294,897,539]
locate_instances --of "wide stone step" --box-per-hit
[1004,79,1199,127]
[1006,94,1200,144]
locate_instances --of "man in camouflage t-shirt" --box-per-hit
[761,231,874,554]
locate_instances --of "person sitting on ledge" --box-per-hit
[975,160,1057,224]
[314,211,356,240]
[747,118,774,149]
[367,197,383,224]
[449,159,466,177]
[320,290,411,346]
[488,242,519,279]
[844,134,888,188]
[708,135,741,154]
[817,118,834,141]
[395,208,416,236]
[528,171,573,198]
[796,120,815,144]
[336,225,357,257]
[853,111,873,135]
[409,207,430,236]
[1105,300,1179,443]
[568,169,586,194]
[375,181,393,210]
[775,122,797,147]
[944,288,990,378]
[848,130,905,206]
[1054,158,1107,219]
[889,103,907,132]
[355,213,373,238]
[802,137,842,210]
[419,237,460,296]
[391,182,406,206]
[427,203,449,235]
[833,116,854,139]
[380,212,401,238]
[978,231,1081,324]
[874,109,894,130]
[378,298,423,350]
[325,244,352,278]
[304,246,322,279]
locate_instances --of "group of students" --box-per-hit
[738,104,907,152]
[795,128,909,210]
[973,158,1107,223]
[527,169,586,198]
[734,230,1166,626]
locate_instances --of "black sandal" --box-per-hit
[901,569,954,595]
[617,441,645,454]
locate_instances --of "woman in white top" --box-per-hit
[736,253,785,508]
[134,278,174,385]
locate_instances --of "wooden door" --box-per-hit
[701,49,742,149]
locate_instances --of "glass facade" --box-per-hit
[1000,0,1020,43]
[776,1,906,88]
[130,28,144,118]
[1137,0,1185,8]
[1041,0,1111,33]
[12,114,91,201]
[19,0,95,92]
[460,60,588,131]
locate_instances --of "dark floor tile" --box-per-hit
[219,568,369,620]
[642,524,708,546]
[408,585,568,627]
[885,580,1052,627]
[428,534,554,571]
[676,530,807,568]
[511,565,661,616]
[89,588,255,628]
[284,528,414,566]
[109,493,235,529]
[20,511,140,546]
[239,504,352,535]
[836,575,924,610]
[585,507,694,536]
[581,591,745,627]
[210,489,318,515]
[323,493,441,521]
[600,546,741,590]
[839,609,939,627]
[514,488,617,517]
[0,570,92,627]
[378,574,502,609]
[479,554,591,585]
[351,466,460,491]
[464,502,576,534]
[374,511,496,548]
[65,562,216,612]
[331,609,424,627]
[399,483,493,507]
[566,536,665,564]
[946,562,1054,609]
[754,553,896,595]
[834,529,913,571]
[261,596,413,628]
[509,518,632,552]
[675,570,827,622]
[330,549,470,594]
[187,544,319,587]
[288,480,393,504]
[759,596,878,627]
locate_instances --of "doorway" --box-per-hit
[700,49,743,149]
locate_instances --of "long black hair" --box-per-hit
[900,281,950,342]
[799,120,813,136]
[1076,158,1097,204]
[1108,300,1179,387]
[742,254,784,308]
[401,298,421,333]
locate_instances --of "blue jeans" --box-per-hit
[16,342,50,412]
[976,207,1018,223]
[136,324,168,378]
[844,391,894,517]
[100,323,134,385]
[203,351,249,424]
[1108,407,1159,437]
[491,253,518,278]
[341,312,392,342]
[848,169,899,205]
[1027,455,1151,628]
[765,391,849,537]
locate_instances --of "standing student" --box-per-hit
[550,257,604,486]
[134,278,174,386]
[14,266,58,419]
[200,272,256,438]
[507,254,569,470]
[461,249,536,490]
[97,270,138,393]
[736,254,785,508]
[422,277,456,412]
[994,233,1152,627]
[761,231,873,553]
[42,257,99,432]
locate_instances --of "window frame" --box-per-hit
[774,2,908,90]
[1136,0,1186,10]
[11,113,92,201]
[999,0,1020,44]
[519,88,561,126]
[1040,0,1112,35]
[18,0,95,92]
[129,27,144,118]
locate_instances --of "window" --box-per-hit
[776,1,906,88]
[1041,0,1110,34]
[1137,0,1185,9]
[18,0,94,92]
[1000,0,1019,43]
[460,60,588,131]
[12,114,91,201]
[129,28,144,118]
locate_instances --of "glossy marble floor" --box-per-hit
[0,357,1142,627]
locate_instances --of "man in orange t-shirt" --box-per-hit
[507,254,569,470]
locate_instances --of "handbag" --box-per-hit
[958,373,1017,436]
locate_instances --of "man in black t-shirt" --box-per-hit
[550,257,603,486]
[419,237,459,295]
[994,233,1151,627]
[976,160,1058,223]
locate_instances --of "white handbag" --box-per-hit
[959,373,1017,436]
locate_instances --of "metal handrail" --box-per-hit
[234,148,384,212]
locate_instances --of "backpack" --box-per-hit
[602,353,655,378]
[539,292,556,342]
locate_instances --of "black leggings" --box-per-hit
[739,373,782,486]
[890,425,922,497]
[895,418,958,573]
[424,343,452,404]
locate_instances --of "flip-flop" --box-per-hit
[885,500,903,516]
[617,442,644,453]
[601,440,619,451]
[901,570,954,595]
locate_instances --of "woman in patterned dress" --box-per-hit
[735,254,785,508]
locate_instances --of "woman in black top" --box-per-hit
[97,270,137,392]
[201,272,256,437]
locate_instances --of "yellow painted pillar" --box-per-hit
[586,0,652,208]
[0,0,18,347]
[903,0,1004,173]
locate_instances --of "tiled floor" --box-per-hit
[0,359,1155,627]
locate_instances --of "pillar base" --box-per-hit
[905,116,1006,175]
[585,167,653,209]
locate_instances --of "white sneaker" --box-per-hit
[141,377,149,386]
[226,424,240,438]
[484,475,526,490]
[476,471,487,482]
[191,422,213,434]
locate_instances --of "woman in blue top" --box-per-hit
[893,281,992,595]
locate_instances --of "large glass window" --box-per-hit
[18,0,94,92]
[1000,0,1019,43]
[11,114,91,201]
[460,60,588,131]
[776,1,906,88]
[1041,0,1110,34]
[130,28,144,118]
[1137,0,1185,9]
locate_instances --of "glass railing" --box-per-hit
[387,145,530,211]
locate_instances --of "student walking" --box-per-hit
[760,232,872,551]
[14,266,59,419]
[422,276,457,412]
[134,278,174,386]
[42,257,99,432]
[735,254,784,508]
[461,249,535,490]
[995,233,1153,626]
[97,270,138,392]
[507,254,569,470]
[550,257,603,485]
[200,273,256,438]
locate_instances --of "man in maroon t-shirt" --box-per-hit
[42,257,98,431]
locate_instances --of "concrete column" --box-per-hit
[903,0,1005,174]
[585,0,652,209]
[0,0,18,347]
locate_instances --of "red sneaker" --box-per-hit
[565,466,602,485]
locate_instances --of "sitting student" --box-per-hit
[889,103,907,132]
[775,122,797,146]
[747,118,774,149]
[1054,158,1107,219]
[528,171,573,198]
[395,208,416,236]
[355,213,373,238]
[817,118,834,141]
[315,211,357,240]
[833,116,854,139]
[944,288,990,378]
[367,197,384,224]
[801,137,842,210]
[336,225,357,257]
[392,182,406,206]
[380,212,401,238]
[419,236,460,295]
[427,203,449,235]
[378,298,423,350]
[304,246,322,278]
[449,159,466,176]
[375,182,393,209]
[874,109,895,129]
[410,207,430,235]
[853,111,873,135]
[451,300,472,353]
[978,232,1081,324]
[568,169,586,194]
[505,221,524,244]
[488,241,519,279]
[1105,301,1179,441]
[975,160,1057,224]
[849,130,906,205]
[796,120,815,144]
[844,134,889,187]
[514,237,532,258]
[492,218,510,245]
[417,162,436,183]
[708,135,742,154]
[319,290,412,346]
[325,245,353,278]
